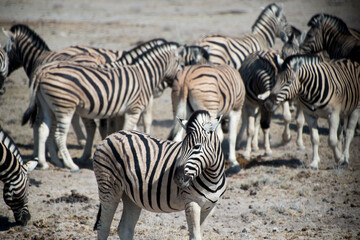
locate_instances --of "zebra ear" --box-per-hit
[203,115,223,133]
[2,28,14,40]
[177,116,188,130]
[290,58,304,73]
[23,160,38,173]
[276,55,284,66]
[279,30,288,43]
[275,4,284,18]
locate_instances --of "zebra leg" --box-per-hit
[328,112,343,165]
[117,194,142,240]
[123,112,142,131]
[304,114,320,170]
[71,114,86,147]
[185,201,202,240]
[142,96,153,134]
[54,113,79,172]
[260,107,272,157]
[98,119,108,139]
[296,106,305,150]
[37,95,53,170]
[243,107,257,160]
[251,111,260,152]
[200,205,216,233]
[96,202,120,240]
[340,109,359,166]
[46,117,63,167]
[282,101,292,143]
[79,118,97,162]
[227,110,241,172]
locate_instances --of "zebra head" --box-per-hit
[3,160,38,226]
[0,47,9,95]
[174,110,223,188]
[252,3,291,43]
[280,25,305,59]
[162,45,185,87]
[2,24,50,76]
[180,45,210,65]
[264,55,304,112]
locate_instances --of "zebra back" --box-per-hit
[0,48,9,94]
[197,3,290,69]
[300,14,360,63]
[0,127,37,226]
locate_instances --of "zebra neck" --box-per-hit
[19,43,53,78]
[323,30,355,59]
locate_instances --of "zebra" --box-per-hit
[264,55,360,170]
[237,49,294,160]
[93,110,225,240]
[22,42,184,171]
[168,64,245,175]
[2,24,168,148]
[300,13,360,63]
[0,47,8,95]
[197,3,291,68]
[0,126,38,226]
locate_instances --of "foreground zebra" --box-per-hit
[0,126,37,225]
[0,47,8,94]
[265,55,360,169]
[238,49,292,159]
[23,42,185,171]
[168,64,245,174]
[300,13,360,63]
[93,110,225,240]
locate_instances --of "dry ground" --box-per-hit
[0,0,360,239]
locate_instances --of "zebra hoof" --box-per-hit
[225,165,241,176]
[309,166,319,171]
[297,146,306,151]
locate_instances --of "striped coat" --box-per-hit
[93,110,225,240]
[0,127,37,226]
[265,55,360,169]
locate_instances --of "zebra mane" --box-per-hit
[251,3,282,32]
[281,54,322,71]
[308,14,351,35]
[10,24,51,51]
[117,38,168,65]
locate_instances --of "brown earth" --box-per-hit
[0,0,360,239]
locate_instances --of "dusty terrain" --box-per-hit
[0,0,360,239]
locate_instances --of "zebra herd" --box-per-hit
[0,2,359,239]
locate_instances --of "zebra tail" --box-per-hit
[22,77,40,126]
[93,204,102,231]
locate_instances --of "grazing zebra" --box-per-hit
[238,49,293,159]
[93,110,225,240]
[0,126,38,226]
[197,3,291,68]
[168,64,245,174]
[264,55,360,169]
[0,47,8,95]
[300,13,360,63]
[23,42,184,171]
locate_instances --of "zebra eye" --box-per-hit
[193,144,202,151]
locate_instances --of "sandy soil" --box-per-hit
[0,0,360,239]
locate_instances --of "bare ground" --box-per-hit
[0,0,360,239]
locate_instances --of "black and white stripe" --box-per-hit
[197,3,290,69]
[0,48,8,95]
[93,110,225,240]
[0,126,37,226]
[168,64,245,173]
[265,55,360,169]
[300,14,360,63]
[24,42,184,171]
